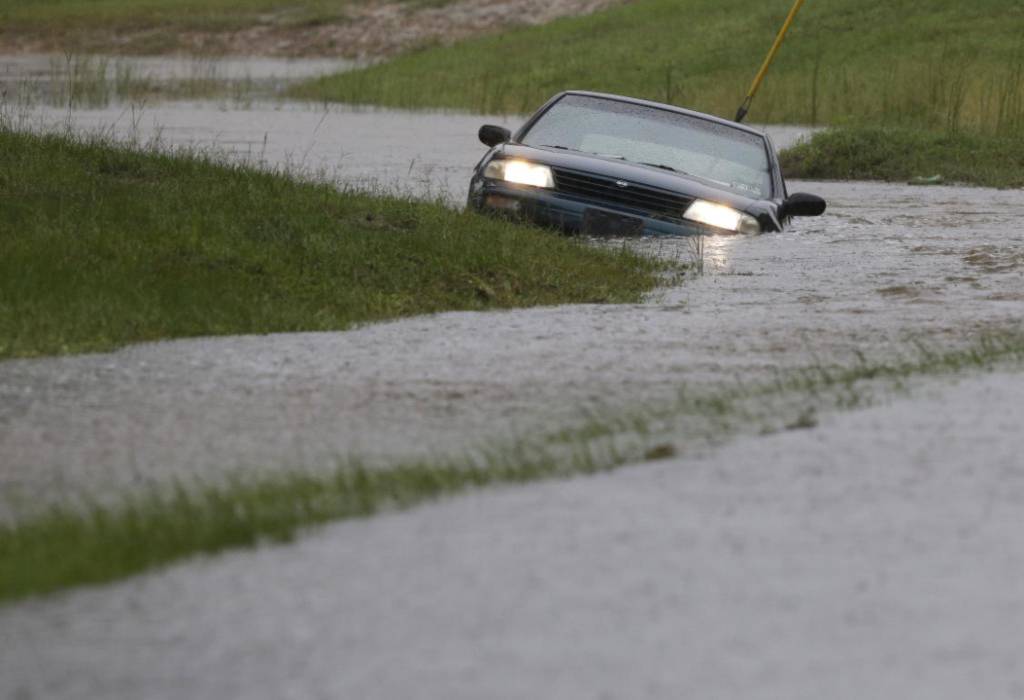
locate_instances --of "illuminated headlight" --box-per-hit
[683,200,761,235]
[483,159,554,188]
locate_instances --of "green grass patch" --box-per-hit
[3,331,1023,604]
[0,457,565,603]
[0,129,663,359]
[296,0,1024,135]
[780,127,1024,189]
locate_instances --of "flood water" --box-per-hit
[0,53,357,105]
[3,54,1024,700]
[1,70,1023,517]
[3,99,812,202]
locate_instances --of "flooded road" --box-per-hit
[1,97,1022,516]
[2,95,813,199]
[5,370,1024,700]
[3,66,1024,700]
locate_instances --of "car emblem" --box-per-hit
[615,180,629,188]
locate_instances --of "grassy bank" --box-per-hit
[296,0,1024,135]
[780,127,1024,189]
[3,332,1023,603]
[0,129,662,359]
[1,0,350,34]
[0,0,452,54]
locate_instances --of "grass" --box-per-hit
[0,0,454,54]
[780,127,1024,189]
[3,330,1023,604]
[2,0,353,33]
[296,0,1024,136]
[296,0,1023,187]
[0,129,664,359]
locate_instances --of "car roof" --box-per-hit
[553,90,766,139]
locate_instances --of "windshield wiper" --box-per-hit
[539,148,679,171]
[538,144,624,158]
[639,161,688,175]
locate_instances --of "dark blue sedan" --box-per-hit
[468,91,825,236]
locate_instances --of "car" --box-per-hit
[468,90,826,237]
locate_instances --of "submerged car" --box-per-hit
[468,91,825,236]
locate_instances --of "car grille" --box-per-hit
[551,168,693,221]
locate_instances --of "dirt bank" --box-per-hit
[0,0,626,59]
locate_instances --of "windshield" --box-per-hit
[520,94,772,198]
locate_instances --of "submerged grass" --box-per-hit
[296,0,1024,136]
[3,331,1024,604]
[780,127,1024,189]
[0,129,663,359]
[15,54,265,109]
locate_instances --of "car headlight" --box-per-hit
[683,200,761,235]
[483,159,554,188]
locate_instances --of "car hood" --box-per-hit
[493,143,777,220]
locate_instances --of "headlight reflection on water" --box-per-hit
[683,231,739,274]
[700,233,738,270]
[602,233,738,274]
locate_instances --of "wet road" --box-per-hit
[0,99,847,517]
[3,65,1024,699]
[2,152,1022,517]
[3,96,811,200]
[4,370,1024,700]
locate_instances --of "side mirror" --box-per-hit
[780,192,826,218]
[479,124,512,148]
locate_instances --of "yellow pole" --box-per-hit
[735,0,807,122]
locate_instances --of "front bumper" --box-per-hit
[468,180,706,237]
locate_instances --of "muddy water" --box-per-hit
[1,100,1023,519]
